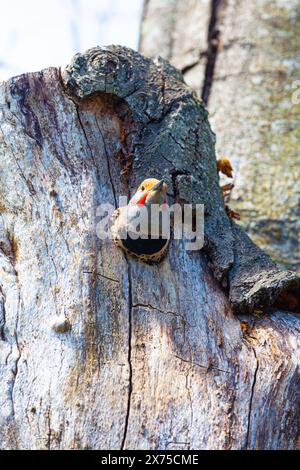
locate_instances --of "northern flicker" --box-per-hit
[112,178,169,263]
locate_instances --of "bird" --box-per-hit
[217,157,240,220]
[217,157,233,178]
[111,178,169,263]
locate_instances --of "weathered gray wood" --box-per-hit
[0,46,299,450]
[140,0,300,273]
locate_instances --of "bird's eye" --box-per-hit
[141,186,145,191]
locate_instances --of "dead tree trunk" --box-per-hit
[140,0,300,272]
[0,46,299,450]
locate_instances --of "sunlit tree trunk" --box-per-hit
[0,46,299,451]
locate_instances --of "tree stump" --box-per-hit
[0,46,299,450]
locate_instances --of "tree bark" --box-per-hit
[139,0,300,273]
[0,46,299,450]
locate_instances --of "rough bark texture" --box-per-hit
[0,46,299,450]
[139,0,300,273]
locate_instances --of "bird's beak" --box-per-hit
[147,179,168,205]
[151,179,165,191]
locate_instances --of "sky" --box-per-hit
[0,0,143,81]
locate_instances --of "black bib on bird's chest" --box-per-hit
[121,232,169,256]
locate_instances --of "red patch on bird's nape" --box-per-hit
[137,192,148,206]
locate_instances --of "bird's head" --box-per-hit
[130,178,168,206]
[217,158,233,178]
